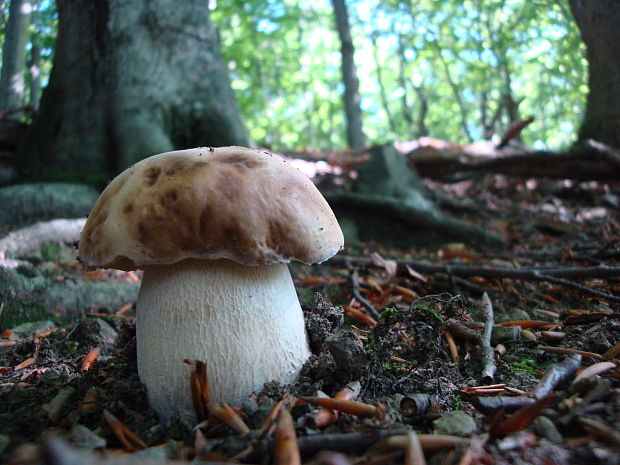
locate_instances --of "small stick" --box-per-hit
[531,271,620,303]
[446,319,480,342]
[274,407,301,465]
[479,293,496,382]
[500,320,554,328]
[258,398,284,438]
[495,396,554,437]
[404,431,427,465]
[314,381,361,428]
[532,353,582,399]
[210,402,250,434]
[103,409,147,452]
[471,354,582,414]
[350,269,380,319]
[372,434,467,452]
[343,305,377,327]
[443,330,460,363]
[539,346,603,360]
[301,397,378,418]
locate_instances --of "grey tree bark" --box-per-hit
[331,0,366,149]
[28,41,41,109]
[569,0,620,149]
[0,0,31,114]
[17,0,249,181]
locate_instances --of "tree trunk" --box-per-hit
[17,0,249,182]
[569,0,620,149]
[331,0,366,149]
[0,0,31,114]
[28,42,41,109]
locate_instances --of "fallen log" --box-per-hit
[407,140,620,181]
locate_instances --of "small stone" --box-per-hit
[10,320,56,339]
[531,416,563,442]
[124,446,168,461]
[433,410,478,436]
[77,318,119,346]
[42,387,76,422]
[67,424,106,449]
[491,325,520,345]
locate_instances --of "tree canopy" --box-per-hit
[1,0,588,151]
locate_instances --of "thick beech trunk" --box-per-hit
[18,0,249,181]
[331,0,366,149]
[569,0,620,148]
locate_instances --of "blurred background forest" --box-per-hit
[0,0,590,158]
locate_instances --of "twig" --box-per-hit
[495,395,554,437]
[479,293,495,382]
[404,431,427,465]
[531,271,620,303]
[445,319,480,342]
[274,407,301,465]
[329,256,620,281]
[532,353,582,399]
[350,268,380,319]
[244,429,408,461]
[539,346,603,360]
[470,354,581,414]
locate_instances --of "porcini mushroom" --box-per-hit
[79,146,343,420]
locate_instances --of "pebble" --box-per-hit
[432,410,478,436]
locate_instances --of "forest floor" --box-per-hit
[0,173,619,465]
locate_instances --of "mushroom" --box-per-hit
[79,146,343,420]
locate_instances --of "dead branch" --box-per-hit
[531,271,620,303]
[479,293,496,382]
[532,353,582,399]
[408,141,620,181]
[328,256,620,296]
[470,354,581,414]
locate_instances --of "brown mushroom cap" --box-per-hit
[79,146,344,270]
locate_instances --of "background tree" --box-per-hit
[17,0,248,182]
[1,0,591,159]
[568,0,620,149]
[0,0,32,117]
[331,0,366,149]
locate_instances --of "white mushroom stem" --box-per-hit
[136,258,311,420]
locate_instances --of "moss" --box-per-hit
[509,359,538,376]
[412,305,446,324]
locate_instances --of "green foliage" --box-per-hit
[212,0,586,150]
[0,0,58,110]
[3,0,587,150]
